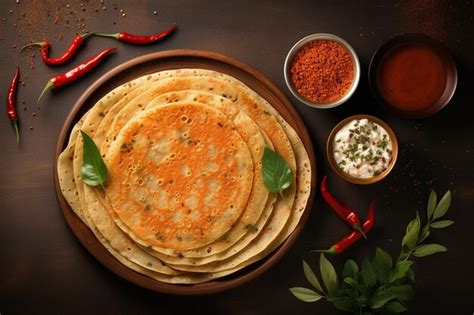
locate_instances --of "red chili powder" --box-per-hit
[290,40,354,104]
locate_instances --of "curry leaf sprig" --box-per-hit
[81,130,108,188]
[290,190,454,314]
[261,145,293,206]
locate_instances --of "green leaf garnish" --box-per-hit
[261,145,293,195]
[370,292,396,309]
[81,130,108,187]
[303,260,324,293]
[388,261,413,284]
[319,254,338,296]
[289,287,323,302]
[430,220,454,229]
[342,259,359,279]
[412,244,447,257]
[291,190,455,314]
[373,248,393,283]
[383,285,415,302]
[361,258,376,288]
[433,191,451,219]
[427,190,437,220]
[401,212,420,250]
[383,301,408,313]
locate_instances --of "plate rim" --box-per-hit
[53,49,317,295]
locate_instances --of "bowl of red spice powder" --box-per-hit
[284,33,360,108]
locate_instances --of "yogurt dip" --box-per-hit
[333,118,393,178]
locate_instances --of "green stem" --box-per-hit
[11,120,20,143]
[21,41,48,51]
[81,32,95,39]
[93,32,120,40]
[353,223,367,239]
[36,81,54,109]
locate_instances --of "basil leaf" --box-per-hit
[370,292,396,309]
[384,285,415,302]
[81,131,108,187]
[433,191,451,219]
[342,259,359,279]
[303,260,324,293]
[319,254,338,296]
[412,244,447,257]
[361,258,376,288]
[289,287,323,302]
[419,224,430,243]
[343,277,356,287]
[427,190,437,220]
[388,261,413,284]
[406,268,415,283]
[373,248,393,283]
[329,297,358,312]
[430,220,454,229]
[383,301,408,313]
[401,212,420,250]
[261,146,293,193]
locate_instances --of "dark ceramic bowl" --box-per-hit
[368,33,457,119]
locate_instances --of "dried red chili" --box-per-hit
[37,48,117,108]
[7,67,20,142]
[321,176,365,237]
[315,200,376,254]
[22,33,94,66]
[94,23,176,44]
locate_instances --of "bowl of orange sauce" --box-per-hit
[369,33,457,119]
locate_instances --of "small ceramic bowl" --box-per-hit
[326,114,398,185]
[284,33,361,109]
[368,33,457,119]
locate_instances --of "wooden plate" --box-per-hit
[54,50,316,295]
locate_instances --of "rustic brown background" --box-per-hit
[0,0,473,314]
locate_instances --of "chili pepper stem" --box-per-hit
[81,32,96,39]
[11,120,20,143]
[353,223,367,239]
[93,32,120,39]
[21,41,48,51]
[36,81,54,109]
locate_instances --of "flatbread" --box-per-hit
[57,68,312,284]
[105,102,254,250]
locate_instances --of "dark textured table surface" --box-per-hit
[1,1,473,314]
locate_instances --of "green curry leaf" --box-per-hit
[427,190,437,220]
[289,287,324,302]
[290,189,455,314]
[303,260,324,293]
[81,130,108,187]
[412,244,447,257]
[261,145,293,193]
[433,191,451,219]
[320,254,338,296]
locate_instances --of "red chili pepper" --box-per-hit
[36,48,117,108]
[21,33,94,66]
[321,176,366,238]
[315,200,376,254]
[94,23,176,44]
[7,67,20,143]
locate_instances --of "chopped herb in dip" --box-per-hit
[333,118,392,178]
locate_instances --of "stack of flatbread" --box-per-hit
[57,69,312,284]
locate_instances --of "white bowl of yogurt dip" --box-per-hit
[327,115,398,184]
